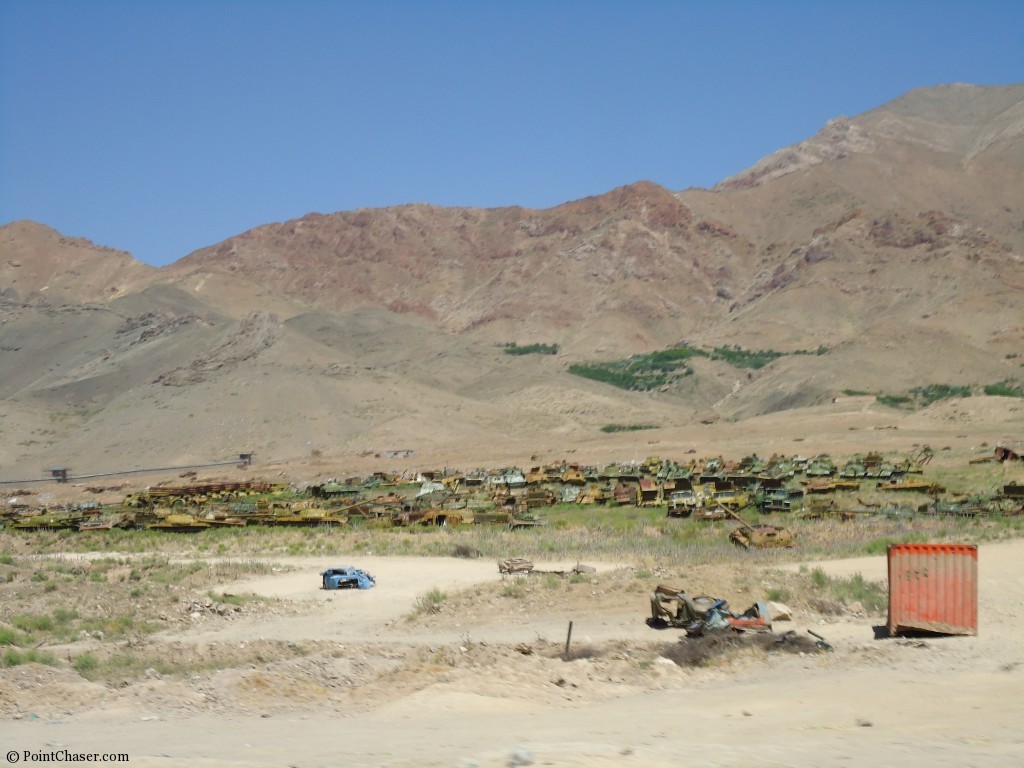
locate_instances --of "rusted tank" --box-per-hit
[146,513,210,532]
[730,524,794,549]
[887,543,977,636]
[561,465,587,485]
[636,478,663,507]
[667,489,700,517]
[704,488,749,511]
[805,479,860,494]
[611,482,634,506]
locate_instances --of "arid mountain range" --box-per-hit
[2,83,1023,479]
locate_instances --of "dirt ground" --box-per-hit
[3,400,1023,767]
[2,537,1023,768]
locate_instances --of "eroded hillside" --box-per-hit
[1,84,1022,475]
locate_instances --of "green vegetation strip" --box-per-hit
[862,380,1024,410]
[983,379,1024,398]
[568,344,829,391]
[879,384,973,409]
[569,346,703,390]
[502,342,559,356]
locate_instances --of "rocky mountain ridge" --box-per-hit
[1,83,1022,475]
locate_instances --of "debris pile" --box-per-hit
[647,584,772,635]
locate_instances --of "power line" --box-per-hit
[0,454,253,486]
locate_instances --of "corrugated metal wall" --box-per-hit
[888,543,978,636]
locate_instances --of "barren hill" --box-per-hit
[1,84,1022,477]
[161,181,731,356]
[1,221,154,303]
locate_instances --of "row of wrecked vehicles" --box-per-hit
[3,448,1022,540]
[0,478,549,533]
[661,446,1022,521]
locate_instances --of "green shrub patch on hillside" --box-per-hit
[983,379,1024,398]
[707,345,783,369]
[878,384,973,409]
[568,345,705,390]
[600,424,658,433]
[568,344,826,391]
[502,342,559,356]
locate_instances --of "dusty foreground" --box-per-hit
[3,542,1024,768]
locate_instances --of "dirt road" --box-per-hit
[3,540,1023,767]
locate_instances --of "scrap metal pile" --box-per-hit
[497,558,597,577]
[648,584,772,635]
[646,583,835,652]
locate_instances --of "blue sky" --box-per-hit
[1,1,1022,267]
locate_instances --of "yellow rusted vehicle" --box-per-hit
[703,488,749,511]
[666,490,698,517]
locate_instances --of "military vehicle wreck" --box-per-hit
[648,584,772,635]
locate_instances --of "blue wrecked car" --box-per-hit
[320,567,376,590]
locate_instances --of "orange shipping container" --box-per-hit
[887,543,978,636]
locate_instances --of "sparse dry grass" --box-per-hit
[67,639,313,683]
[0,456,1019,692]
[408,586,447,618]
[4,498,1021,566]
[0,553,280,665]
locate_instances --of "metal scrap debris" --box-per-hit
[648,584,772,635]
[320,566,376,589]
[498,558,596,577]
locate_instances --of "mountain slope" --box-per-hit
[158,181,750,356]
[1,221,154,303]
[1,83,1022,475]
